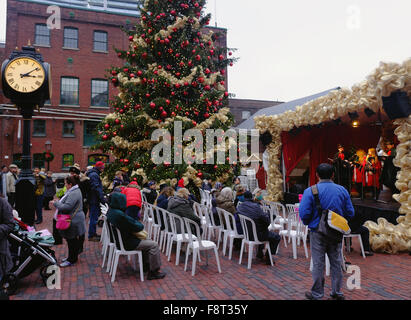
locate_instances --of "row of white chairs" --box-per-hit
[141,201,221,277]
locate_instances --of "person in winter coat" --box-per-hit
[236,191,281,265]
[167,188,201,234]
[234,185,246,208]
[33,167,46,224]
[142,181,158,204]
[43,171,56,210]
[216,187,236,215]
[6,164,18,208]
[0,197,14,286]
[121,181,142,220]
[50,176,86,267]
[210,182,223,225]
[155,186,174,210]
[86,161,106,241]
[112,171,124,189]
[107,193,166,280]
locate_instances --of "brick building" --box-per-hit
[0,0,280,173]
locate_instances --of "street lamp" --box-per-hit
[45,140,52,171]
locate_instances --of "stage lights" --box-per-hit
[352,120,360,128]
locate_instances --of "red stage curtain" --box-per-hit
[282,125,382,186]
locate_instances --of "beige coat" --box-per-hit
[6,171,18,194]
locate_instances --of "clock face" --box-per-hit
[4,57,45,93]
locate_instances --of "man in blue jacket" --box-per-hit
[87,161,106,241]
[236,191,281,265]
[299,163,355,300]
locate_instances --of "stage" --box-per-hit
[284,192,401,230]
[349,198,400,230]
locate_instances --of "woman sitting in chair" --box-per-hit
[107,192,166,280]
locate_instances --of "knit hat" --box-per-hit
[69,163,81,175]
[95,161,105,169]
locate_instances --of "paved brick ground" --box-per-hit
[9,208,411,301]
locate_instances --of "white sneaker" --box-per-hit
[60,261,74,267]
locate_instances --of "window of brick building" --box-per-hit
[91,79,108,107]
[63,120,75,137]
[83,121,98,147]
[63,27,78,49]
[93,31,108,52]
[34,24,50,46]
[33,119,46,136]
[62,154,74,170]
[88,154,109,166]
[60,77,79,105]
[33,153,45,169]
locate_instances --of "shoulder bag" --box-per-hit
[56,203,80,231]
[311,185,351,243]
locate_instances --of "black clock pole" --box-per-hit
[15,105,36,226]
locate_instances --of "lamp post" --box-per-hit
[45,140,52,171]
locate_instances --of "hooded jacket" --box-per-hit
[107,193,144,251]
[167,195,201,233]
[122,181,142,208]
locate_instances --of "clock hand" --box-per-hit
[20,68,40,78]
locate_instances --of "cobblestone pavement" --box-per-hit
[9,208,411,301]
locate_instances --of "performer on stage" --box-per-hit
[351,149,366,199]
[332,144,351,192]
[379,141,400,195]
[362,148,382,200]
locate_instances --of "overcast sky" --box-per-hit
[1,0,411,102]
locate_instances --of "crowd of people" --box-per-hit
[0,158,380,299]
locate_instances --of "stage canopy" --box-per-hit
[253,58,411,253]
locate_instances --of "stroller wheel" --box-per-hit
[2,274,18,296]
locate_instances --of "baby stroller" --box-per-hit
[1,219,57,295]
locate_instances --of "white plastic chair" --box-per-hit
[267,202,287,232]
[342,234,366,258]
[183,217,221,276]
[238,214,274,269]
[141,202,153,237]
[108,224,144,282]
[151,205,164,246]
[203,205,223,243]
[285,216,308,259]
[101,216,116,270]
[166,212,198,266]
[219,208,244,260]
[157,207,174,253]
[215,207,230,250]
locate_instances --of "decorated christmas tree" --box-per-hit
[94,0,237,191]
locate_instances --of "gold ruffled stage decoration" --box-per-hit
[255,58,411,254]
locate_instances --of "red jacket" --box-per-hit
[121,182,142,208]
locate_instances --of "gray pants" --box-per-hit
[310,230,343,299]
[136,239,161,272]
